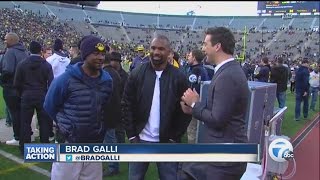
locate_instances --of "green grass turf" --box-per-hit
[0,155,49,180]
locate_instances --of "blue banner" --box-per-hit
[59,144,258,154]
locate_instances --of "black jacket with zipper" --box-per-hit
[13,54,53,98]
[122,62,192,143]
[103,65,122,129]
[270,65,289,92]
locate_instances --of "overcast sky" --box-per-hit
[98,1,258,16]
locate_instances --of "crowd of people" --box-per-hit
[0,8,81,51]
[242,56,319,120]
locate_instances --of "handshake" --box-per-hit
[180,88,200,115]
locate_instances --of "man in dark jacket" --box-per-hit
[242,61,254,81]
[186,49,210,93]
[68,40,81,65]
[255,57,271,82]
[14,41,53,154]
[110,52,129,101]
[102,52,122,177]
[110,51,129,145]
[202,56,215,80]
[185,49,209,144]
[122,35,192,180]
[294,59,310,121]
[1,33,28,145]
[270,57,289,108]
[44,36,113,180]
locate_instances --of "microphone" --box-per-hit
[188,74,198,89]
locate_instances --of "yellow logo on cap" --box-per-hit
[95,43,105,51]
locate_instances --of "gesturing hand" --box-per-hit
[180,101,192,115]
[181,88,200,107]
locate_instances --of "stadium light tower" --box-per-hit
[157,3,160,28]
[261,21,266,56]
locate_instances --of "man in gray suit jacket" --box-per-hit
[180,27,249,180]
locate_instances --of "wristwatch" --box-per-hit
[191,102,196,108]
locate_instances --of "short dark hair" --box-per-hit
[173,52,180,61]
[191,49,205,63]
[152,34,171,50]
[262,57,269,64]
[302,59,309,64]
[110,52,121,61]
[42,47,52,52]
[104,52,111,64]
[205,27,235,55]
[277,57,284,64]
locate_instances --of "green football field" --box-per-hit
[0,87,318,180]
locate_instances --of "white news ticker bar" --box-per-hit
[59,154,258,162]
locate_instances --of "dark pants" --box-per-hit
[104,129,119,172]
[49,117,54,137]
[178,163,246,180]
[3,87,21,140]
[115,125,125,143]
[276,91,286,108]
[128,139,179,180]
[295,91,309,119]
[5,106,12,125]
[19,95,50,152]
[290,81,295,92]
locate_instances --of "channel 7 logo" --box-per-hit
[268,138,294,162]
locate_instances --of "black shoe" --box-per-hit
[103,170,120,177]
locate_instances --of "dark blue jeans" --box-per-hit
[295,91,309,119]
[310,86,319,110]
[128,139,179,180]
[276,91,286,108]
[103,129,119,172]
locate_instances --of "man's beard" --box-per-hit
[151,56,165,66]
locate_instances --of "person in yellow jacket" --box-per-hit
[168,50,179,68]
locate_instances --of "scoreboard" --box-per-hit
[257,1,319,14]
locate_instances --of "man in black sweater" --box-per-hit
[294,59,310,120]
[185,49,209,144]
[102,52,122,177]
[14,41,54,154]
[69,41,81,65]
[110,52,129,145]
[255,57,271,82]
[270,57,289,108]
